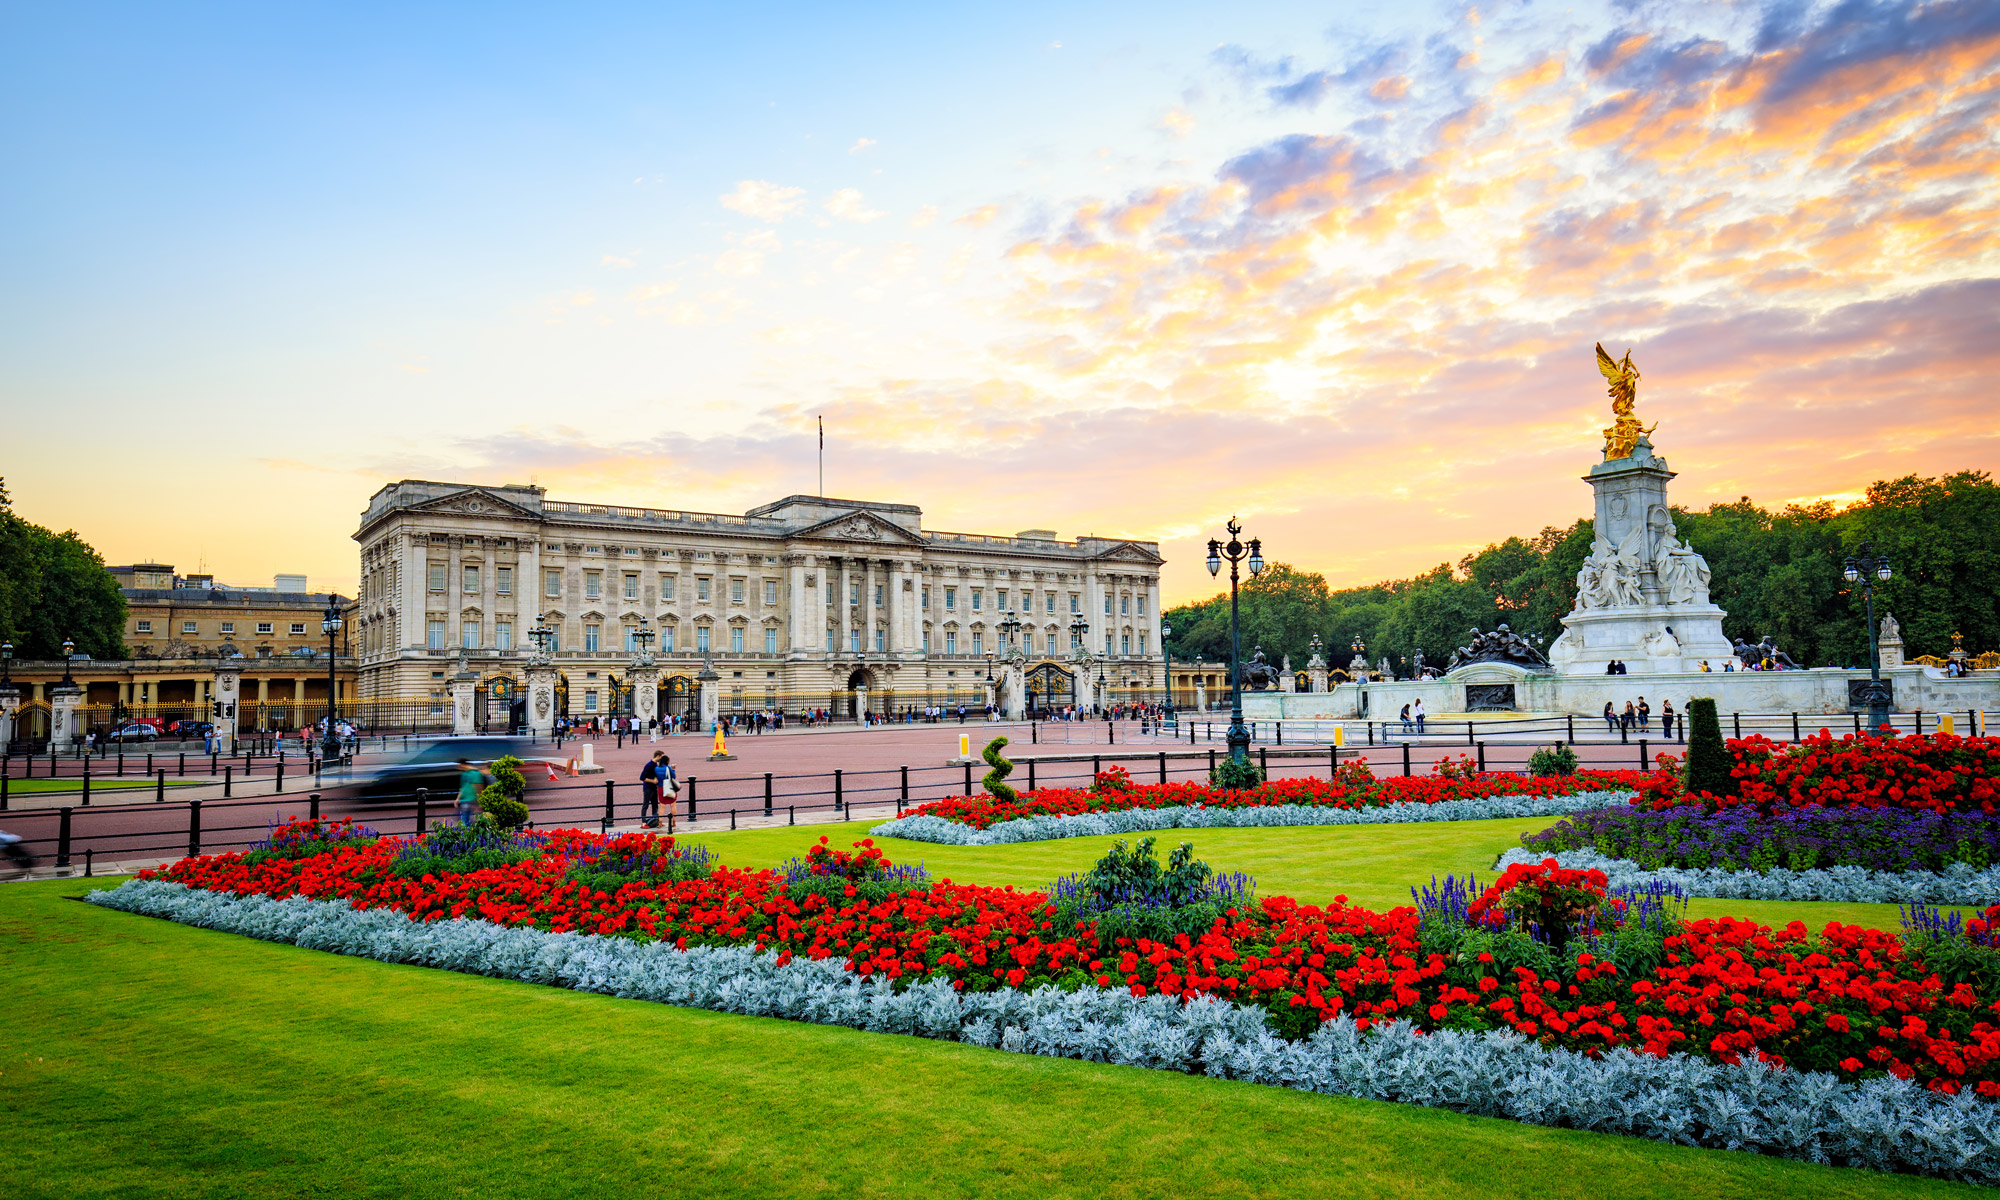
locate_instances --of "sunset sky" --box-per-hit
[4,0,1996,604]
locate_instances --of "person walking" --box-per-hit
[1660,699,1677,740]
[1412,698,1426,734]
[639,751,663,828]
[1637,697,1651,733]
[1603,701,1618,735]
[455,759,485,825]
[658,754,680,833]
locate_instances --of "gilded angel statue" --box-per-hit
[1596,342,1656,460]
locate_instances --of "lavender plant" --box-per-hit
[1523,807,2000,875]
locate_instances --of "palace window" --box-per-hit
[257,622,273,635]
[697,626,711,653]
[1104,634,1113,654]
[584,691,599,712]
[464,565,480,594]
[922,631,931,653]
[584,572,602,600]
[972,590,982,611]
[1137,595,1147,616]
[182,620,198,635]
[945,632,957,654]
[921,587,930,610]
[624,573,639,600]
[219,622,233,636]
[731,578,745,603]
[697,576,711,601]
[426,620,445,651]
[496,621,513,651]
[875,583,884,606]
[997,589,1008,609]
[546,570,562,597]
[1105,595,1113,615]
[972,632,983,655]
[849,630,861,653]
[661,626,675,652]
[660,575,676,601]
[1121,634,1130,655]
[428,563,446,592]
[624,626,639,652]
[1046,593,1056,614]
[764,628,778,653]
[1138,633,1148,654]
[849,581,861,605]
[1070,594,1080,613]
[827,628,837,651]
[731,627,744,653]
[944,588,956,610]
[136,620,152,634]
[584,624,601,652]
[764,580,778,605]
[290,623,306,636]
[496,567,512,595]
[874,629,885,652]
[464,620,481,649]
[1121,595,1129,615]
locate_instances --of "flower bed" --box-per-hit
[91,878,2000,1184]
[1496,846,2000,906]
[119,821,2000,1098]
[1642,731,2000,814]
[1523,807,2000,875]
[903,768,1657,831]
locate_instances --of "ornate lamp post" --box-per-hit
[60,637,76,687]
[529,614,556,658]
[1160,617,1174,717]
[0,640,12,688]
[1843,543,1894,732]
[633,618,656,661]
[1068,610,1092,712]
[320,600,343,762]
[1206,516,1264,767]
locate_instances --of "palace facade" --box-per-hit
[352,482,1166,724]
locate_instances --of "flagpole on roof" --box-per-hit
[818,415,824,497]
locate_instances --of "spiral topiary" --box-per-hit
[1683,697,1735,800]
[981,736,1017,803]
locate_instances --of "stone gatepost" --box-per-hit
[629,664,660,730]
[211,661,243,753]
[0,684,18,750]
[50,683,83,750]
[525,663,559,738]
[449,668,479,736]
[1000,661,1026,720]
[1194,681,1207,711]
[1280,655,1295,692]
[697,658,720,730]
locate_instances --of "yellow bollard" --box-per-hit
[1333,726,1346,748]
[1938,713,1956,735]
[714,725,728,756]
[959,733,971,758]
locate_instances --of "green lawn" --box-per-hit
[2,776,199,794]
[4,879,1985,1200]
[680,817,1945,933]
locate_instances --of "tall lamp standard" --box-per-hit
[1205,517,1264,767]
[1160,617,1174,719]
[320,601,343,762]
[1068,610,1091,712]
[1843,543,1895,732]
[60,638,76,687]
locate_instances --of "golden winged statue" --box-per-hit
[1596,342,1655,460]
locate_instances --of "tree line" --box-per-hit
[0,479,128,661]
[1164,472,1999,676]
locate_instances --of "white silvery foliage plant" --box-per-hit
[871,791,1635,847]
[89,879,1999,1184]
[1495,847,2000,906]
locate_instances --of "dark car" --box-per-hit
[331,736,539,802]
[166,720,215,740]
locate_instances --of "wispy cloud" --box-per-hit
[720,179,807,222]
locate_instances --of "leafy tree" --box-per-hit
[0,479,127,660]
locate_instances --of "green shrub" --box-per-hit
[981,736,1016,803]
[387,816,541,879]
[1527,743,1579,777]
[1050,838,1255,944]
[1209,754,1264,790]
[477,755,531,828]
[1683,697,1736,799]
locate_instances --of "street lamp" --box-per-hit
[321,600,343,762]
[1160,616,1174,718]
[1068,610,1091,712]
[60,637,76,686]
[0,640,12,688]
[1205,516,1264,767]
[1843,542,1894,731]
[529,613,555,657]
[633,618,656,660]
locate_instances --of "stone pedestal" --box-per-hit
[50,684,83,750]
[0,685,18,750]
[449,672,479,736]
[1548,436,1734,675]
[1878,613,1905,670]
[629,665,660,728]
[211,663,242,753]
[525,662,559,737]
[697,659,720,730]
[997,661,1026,719]
[1195,682,1207,711]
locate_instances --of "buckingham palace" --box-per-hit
[351,481,1165,728]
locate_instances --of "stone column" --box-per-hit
[525,662,560,737]
[838,560,851,655]
[406,537,428,653]
[863,559,878,655]
[50,683,83,750]
[697,662,721,730]
[449,667,479,736]
[786,555,808,655]
[629,665,660,726]
[211,662,243,753]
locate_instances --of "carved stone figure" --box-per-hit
[1239,646,1281,692]
[1447,624,1551,670]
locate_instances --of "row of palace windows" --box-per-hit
[415,618,1155,658]
[136,619,307,637]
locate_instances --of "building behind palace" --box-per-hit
[353,482,1167,725]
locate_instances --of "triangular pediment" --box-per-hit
[1090,542,1163,565]
[410,488,540,520]
[792,510,927,546]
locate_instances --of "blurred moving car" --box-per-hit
[330,736,540,801]
[107,723,160,742]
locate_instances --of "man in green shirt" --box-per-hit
[456,759,485,825]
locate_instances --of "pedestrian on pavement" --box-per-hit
[1637,697,1651,733]
[1603,701,1618,735]
[639,751,663,828]
[659,754,680,833]
[1412,699,1427,734]
[1661,699,1677,740]
[1621,701,1636,734]
[1399,703,1413,734]
[456,759,485,825]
